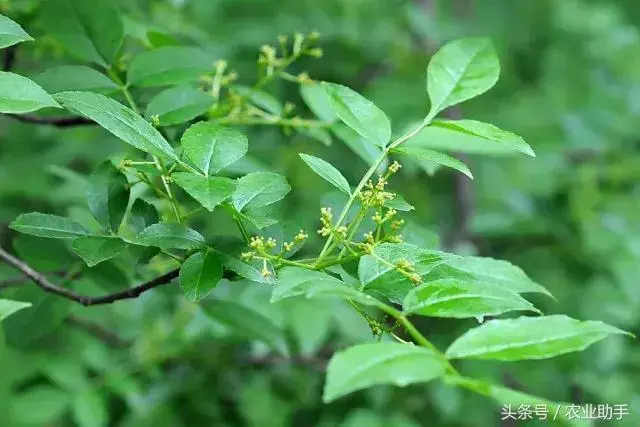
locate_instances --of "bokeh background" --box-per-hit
[1,0,639,426]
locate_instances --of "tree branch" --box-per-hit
[0,246,179,306]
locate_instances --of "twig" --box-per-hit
[66,315,131,348]
[0,246,179,306]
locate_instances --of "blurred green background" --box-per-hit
[1,0,639,426]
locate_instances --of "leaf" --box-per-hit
[384,194,414,211]
[359,243,456,304]
[86,161,130,232]
[10,213,89,239]
[393,145,472,179]
[71,237,126,267]
[0,299,31,322]
[201,299,286,354]
[40,0,123,66]
[55,91,179,161]
[173,173,236,212]
[401,121,529,156]
[322,82,391,148]
[128,198,159,234]
[323,343,447,402]
[180,251,223,302]
[299,153,351,195]
[217,252,275,284]
[32,66,118,94]
[9,385,70,425]
[299,127,332,146]
[0,13,33,49]
[429,255,553,297]
[145,85,212,126]
[0,72,60,113]
[127,46,213,87]
[72,389,107,427]
[181,122,248,175]
[445,315,631,361]
[135,223,205,250]
[300,81,338,122]
[272,267,394,312]
[402,279,539,319]
[233,85,282,115]
[432,120,534,157]
[331,123,386,167]
[232,172,291,212]
[426,37,500,115]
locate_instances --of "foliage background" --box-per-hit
[0,0,638,425]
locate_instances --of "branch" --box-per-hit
[5,114,95,127]
[0,246,179,306]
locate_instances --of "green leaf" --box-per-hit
[331,123,385,167]
[173,173,236,212]
[359,243,456,304]
[323,343,447,402]
[201,299,286,354]
[9,385,70,425]
[55,91,179,161]
[86,161,130,232]
[272,267,343,302]
[432,120,534,157]
[217,252,275,284]
[0,72,60,113]
[0,299,31,322]
[300,81,338,122]
[322,82,391,148]
[127,46,213,87]
[145,85,212,126]
[393,146,472,179]
[299,127,332,146]
[232,172,291,212]
[128,198,159,234]
[10,213,89,239]
[233,85,283,115]
[273,267,394,312]
[0,13,33,49]
[181,122,248,175]
[238,208,279,230]
[71,389,107,427]
[430,255,553,297]
[384,194,414,211]
[299,153,351,195]
[445,315,631,361]
[71,236,126,267]
[180,250,223,302]
[402,279,539,319]
[426,37,500,115]
[135,223,205,250]
[401,121,528,156]
[32,66,118,94]
[40,0,123,66]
